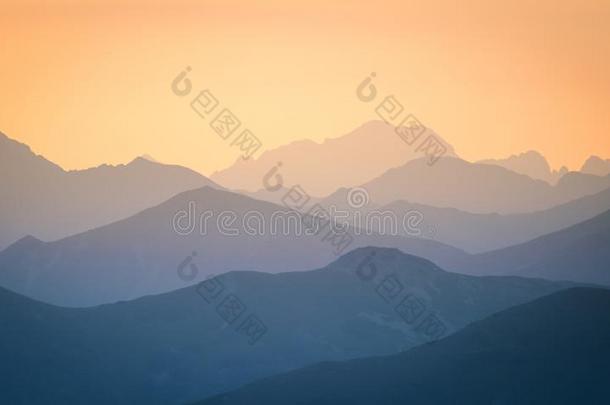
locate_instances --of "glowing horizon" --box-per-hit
[1,0,609,176]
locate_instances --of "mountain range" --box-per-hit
[450,209,610,285]
[0,187,466,307]
[0,247,574,405]
[3,128,608,253]
[2,124,609,404]
[355,156,610,214]
[477,150,567,184]
[346,185,610,253]
[0,131,218,248]
[210,120,458,197]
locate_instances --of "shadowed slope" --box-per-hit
[198,287,610,405]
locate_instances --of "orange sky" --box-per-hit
[1,0,609,175]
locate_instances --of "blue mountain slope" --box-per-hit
[197,287,610,405]
[0,247,574,404]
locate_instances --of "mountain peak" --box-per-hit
[2,235,44,255]
[128,156,154,166]
[476,150,563,183]
[139,154,158,163]
[581,155,610,176]
[0,134,218,248]
[330,246,446,278]
[211,120,457,196]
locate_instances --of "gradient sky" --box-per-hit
[1,0,609,176]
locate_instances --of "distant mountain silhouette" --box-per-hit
[0,247,573,404]
[197,287,610,405]
[451,210,610,285]
[210,120,457,196]
[0,131,218,248]
[581,155,610,176]
[324,186,610,253]
[477,150,567,184]
[0,187,467,306]
[139,153,159,163]
[357,156,610,214]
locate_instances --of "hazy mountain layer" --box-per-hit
[477,150,567,184]
[324,186,610,253]
[450,209,610,285]
[211,120,457,196]
[358,156,610,214]
[0,187,466,306]
[0,132,218,248]
[0,247,573,404]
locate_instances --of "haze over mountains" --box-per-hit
[2,128,610,306]
[581,155,610,177]
[356,156,610,214]
[210,121,457,196]
[0,132,219,248]
[3,126,608,251]
[0,248,574,405]
[3,1,610,402]
[323,186,610,253]
[0,187,466,307]
[451,209,610,285]
[198,287,610,405]
[1,123,609,404]
[477,150,567,184]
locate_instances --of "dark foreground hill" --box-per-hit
[198,287,610,405]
